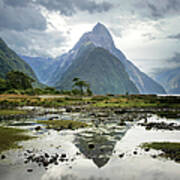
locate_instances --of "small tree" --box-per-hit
[72,77,92,95]
[87,87,93,96]
[6,71,34,90]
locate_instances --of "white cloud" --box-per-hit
[0,0,180,75]
[0,29,68,57]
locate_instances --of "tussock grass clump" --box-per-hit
[142,142,180,163]
[0,109,28,116]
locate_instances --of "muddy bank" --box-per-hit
[139,122,180,131]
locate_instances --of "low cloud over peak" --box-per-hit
[0,0,180,67]
[167,33,180,40]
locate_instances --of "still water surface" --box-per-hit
[0,110,180,180]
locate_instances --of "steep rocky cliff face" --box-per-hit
[56,45,139,94]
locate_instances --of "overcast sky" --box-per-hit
[0,0,180,74]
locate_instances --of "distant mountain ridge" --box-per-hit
[0,38,38,82]
[20,55,55,84]
[154,67,180,94]
[46,23,165,94]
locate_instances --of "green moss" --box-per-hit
[0,109,28,116]
[142,142,180,163]
[37,120,88,130]
[0,126,34,153]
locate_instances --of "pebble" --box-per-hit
[88,144,95,149]
[61,153,66,158]
[152,155,157,159]
[35,126,41,131]
[1,155,6,160]
[119,153,124,158]
[27,169,33,173]
[145,148,150,152]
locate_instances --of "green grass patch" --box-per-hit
[93,101,157,108]
[142,142,180,163]
[0,126,35,153]
[0,94,180,109]
[37,120,88,130]
[91,95,110,101]
[0,109,28,116]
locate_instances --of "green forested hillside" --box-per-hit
[0,38,37,81]
[56,46,139,94]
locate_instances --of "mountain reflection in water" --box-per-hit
[74,122,129,168]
